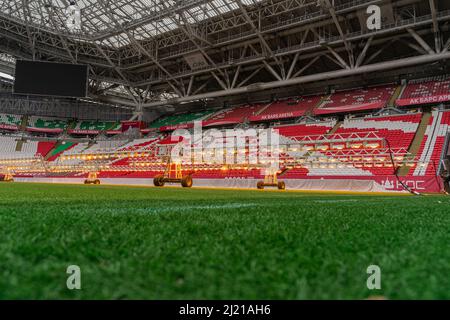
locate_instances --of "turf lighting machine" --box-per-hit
[84,172,101,185]
[153,157,193,188]
[257,167,287,190]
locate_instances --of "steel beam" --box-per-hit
[141,52,450,108]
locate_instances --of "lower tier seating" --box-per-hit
[0,136,55,159]
[335,113,421,150]
[274,120,337,141]
[411,110,450,176]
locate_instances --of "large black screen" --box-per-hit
[14,60,88,97]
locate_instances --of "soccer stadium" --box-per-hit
[1,0,450,301]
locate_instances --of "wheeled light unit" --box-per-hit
[0,174,14,182]
[154,161,193,188]
[84,172,101,185]
[257,168,286,190]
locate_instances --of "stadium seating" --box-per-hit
[274,120,337,140]
[150,110,214,128]
[411,110,450,176]
[249,96,322,122]
[36,141,56,157]
[27,116,68,132]
[106,122,122,134]
[315,85,396,115]
[331,113,422,175]
[47,142,77,161]
[52,142,91,165]
[335,113,421,149]
[0,136,55,159]
[1,79,449,193]
[397,76,450,106]
[70,120,119,134]
[0,113,22,130]
[204,104,266,126]
[116,138,159,152]
[274,114,421,178]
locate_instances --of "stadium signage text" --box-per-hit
[249,111,301,122]
[396,94,450,107]
[381,179,425,191]
[68,129,100,135]
[379,177,441,192]
[0,124,18,131]
[160,123,193,132]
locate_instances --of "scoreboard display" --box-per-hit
[14,60,88,98]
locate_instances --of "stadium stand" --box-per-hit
[106,122,123,134]
[69,120,119,134]
[1,83,449,193]
[27,116,68,133]
[335,113,422,150]
[51,142,91,165]
[0,113,22,130]
[116,138,159,152]
[412,110,450,176]
[203,104,266,127]
[275,120,337,140]
[0,136,55,159]
[46,142,77,161]
[35,141,56,158]
[150,110,214,129]
[396,76,450,106]
[315,85,396,115]
[249,96,322,122]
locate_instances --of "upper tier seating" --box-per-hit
[397,76,450,106]
[27,116,68,131]
[250,96,322,121]
[205,104,266,125]
[315,85,396,115]
[107,123,122,132]
[71,120,119,132]
[0,113,22,129]
[411,110,450,176]
[150,110,213,128]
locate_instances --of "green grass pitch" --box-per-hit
[1,182,450,299]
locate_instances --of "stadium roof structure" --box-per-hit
[1,0,450,115]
